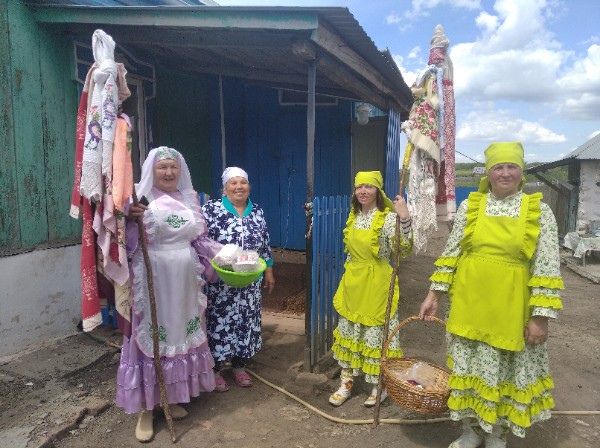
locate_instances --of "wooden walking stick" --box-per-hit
[132,189,177,443]
[372,142,414,427]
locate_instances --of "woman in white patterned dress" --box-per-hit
[419,142,564,448]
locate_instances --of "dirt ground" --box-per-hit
[1,225,599,448]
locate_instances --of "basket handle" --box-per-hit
[381,315,445,360]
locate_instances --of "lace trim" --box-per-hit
[521,193,542,260]
[528,276,565,289]
[448,374,554,405]
[448,392,554,429]
[529,294,563,310]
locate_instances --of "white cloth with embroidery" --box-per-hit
[407,147,438,254]
[132,189,207,357]
[80,30,119,202]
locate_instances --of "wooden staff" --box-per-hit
[132,190,176,443]
[372,142,414,426]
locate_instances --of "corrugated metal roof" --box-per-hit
[25,1,209,6]
[25,3,412,108]
[564,133,600,160]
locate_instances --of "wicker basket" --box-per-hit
[210,258,267,288]
[381,316,450,415]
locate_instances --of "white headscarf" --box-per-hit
[221,166,249,186]
[135,146,194,199]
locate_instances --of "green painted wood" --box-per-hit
[40,29,79,241]
[32,7,318,31]
[8,1,48,247]
[62,37,82,238]
[0,1,20,251]
[154,68,212,194]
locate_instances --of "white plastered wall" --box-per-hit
[576,160,600,231]
[0,245,81,357]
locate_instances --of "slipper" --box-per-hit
[232,368,253,387]
[135,410,154,443]
[364,389,388,407]
[163,404,188,420]
[214,373,230,392]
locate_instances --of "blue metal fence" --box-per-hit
[385,109,401,198]
[310,195,350,368]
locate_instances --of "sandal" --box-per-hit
[364,388,387,407]
[232,368,253,387]
[214,373,230,392]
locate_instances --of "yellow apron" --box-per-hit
[333,221,399,327]
[447,194,539,351]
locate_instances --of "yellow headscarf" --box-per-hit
[478,142,526,192]
[354,171,394,211]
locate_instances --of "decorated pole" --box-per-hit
[131,189,176,443]
[372,142,414,426]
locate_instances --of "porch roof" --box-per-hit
[27,4,413,115]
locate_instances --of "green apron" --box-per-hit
[447,193,540,351]
[333,220,399,327]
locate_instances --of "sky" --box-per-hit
[217,0,599,163]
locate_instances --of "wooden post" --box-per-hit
[132,190,176,443]
[372,141,413,426]
[304,59,316,371]
[219,75,227,171]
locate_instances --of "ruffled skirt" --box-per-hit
[447,334,554,438]
[116,314,216,414]
[332,315,403,384]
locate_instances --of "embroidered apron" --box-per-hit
[135,193,207,357]
[447,194,536,351]
[333,223,399,327]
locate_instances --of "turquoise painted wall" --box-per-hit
[0,1,80,255]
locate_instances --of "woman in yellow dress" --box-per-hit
[419,142,564,448]
[329,171,412,407]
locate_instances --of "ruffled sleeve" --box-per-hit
[182,193,222,283]
[429,198,469,291]
[378,211,412,262]
[528,202,564,317]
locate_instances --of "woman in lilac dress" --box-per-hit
[116,146,221,442]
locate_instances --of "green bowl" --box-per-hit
[210,258,267,288]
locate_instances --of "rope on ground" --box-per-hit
[245,369,600,425]
[80,333,600,422]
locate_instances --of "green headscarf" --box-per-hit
[478,142,526,192]
[354,171,394,211]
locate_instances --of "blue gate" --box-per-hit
[309,195,350,368]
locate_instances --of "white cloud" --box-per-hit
[392,54,419,87]
[408,46,422,59]
[405,0,481,19]
[457,109,566,144]
[475,11,499,33]
[448,0,600,120]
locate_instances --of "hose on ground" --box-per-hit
[245,369,600,425]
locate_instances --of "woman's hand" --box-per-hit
[419,290,441,320]
[525,316,549,345]
[263,267,275,294]
[393,195,410,220]
[127,203,148,220]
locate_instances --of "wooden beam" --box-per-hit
[310,24,407,111]
[317,54,391,111]
[292,39,317,62]
[32,7,319,31]
[59,24,302,50]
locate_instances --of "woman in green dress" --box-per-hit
[329,171,412,407]
[419,142,564,448]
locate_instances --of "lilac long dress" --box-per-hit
[116,188,221,413]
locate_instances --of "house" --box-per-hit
[0,1,412,357]
[525,133,600,236]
